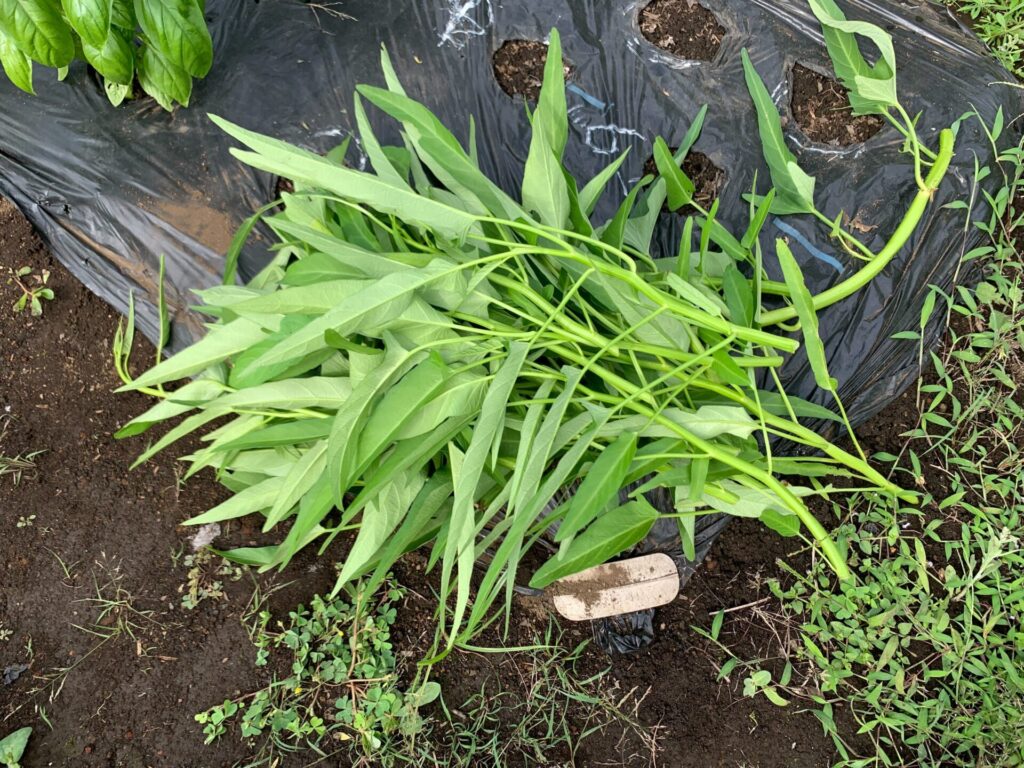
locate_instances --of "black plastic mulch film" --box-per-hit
[1,0,1020,652]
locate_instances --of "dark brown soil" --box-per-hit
[639,0,725,62]
[791,64,884,146]
[493,40,573,101]
[0,197,863,767]
[644,149,725,208]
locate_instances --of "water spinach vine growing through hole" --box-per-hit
[115,4,953,651]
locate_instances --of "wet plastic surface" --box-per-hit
[1,0,1020,652]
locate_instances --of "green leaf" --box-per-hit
[137,41,192,110]
[0,726,31,767]
[362,474,453,595]
[522,107,570,227]
[529,499,658,588]
[653,136,694,211]
[247,268,446,369]
[183,475,285,525]
[760,506,800,537]
[104,77,131,106]
[806,0,897,114]
[578,149,629,217]
[119,316,270,390]
[327,341,420,506]
[82,28,134,85]
[134,0,212,78]
[740,187,775,250]
[357,353,451,469]
[110,0,133,28]
[711,608,724,640]
[212,545,278,567]
[535,28,568,159]
[263,441,328,530]
[337,471,426,585]
[444,342,529,640]
[555,432,637,545]
[353,92,410,189]
[0,0,75,68]
[600,183,642,250]
[61,0,112,47]
[722,264,754,327]
[740,49,816,214]
[357,84,522,220]
[216,418,332,453]
[115,377,227,437]
[0,26,33,93]
[775,238,835,391]
[677,507,696,560]
[211,115,478,240]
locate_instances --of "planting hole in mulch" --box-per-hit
[791,63,884,146]
[643,149,725,208]
[639,0,725,62]
[493,40,573,101]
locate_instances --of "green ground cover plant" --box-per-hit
[197,578,437,760]
[0,0,213,108]
[946,0,1024,78]
[715,107,1024,768]
[116,3,955,653]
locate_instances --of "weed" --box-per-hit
[418,629,661,768]
[946,0,1024,77]
[7,267,53,317]
[14,516,33,529]
[179,549,244,611]
[197,577,435,760]
[0,624,11,643]
[0,416,44,486]
[731,110,1024,767]
[36,557,160,702]
[0,455,41,486]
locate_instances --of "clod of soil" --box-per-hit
[493,40,573,101]
[643,149,725,208]
[791,63,884,146]
[639,0,725,62]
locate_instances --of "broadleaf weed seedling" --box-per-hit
[7,267,53,317]
[197,577,435,759]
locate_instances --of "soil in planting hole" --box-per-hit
[493,39,572,101]
[791,63,885,146]
[639,0,725,62]
[0,195,878,767]
[643,149,725,208]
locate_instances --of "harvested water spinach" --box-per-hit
[116,9,953,651]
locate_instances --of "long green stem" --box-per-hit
[473,221,800,352]
[760,129,954,327]
[690,379,913,502]
[552,347,852,580]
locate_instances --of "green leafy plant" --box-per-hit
[945,0,1024,78]
[117,11,955,652]
[197,579,437,758]
[8,267,53,316]
[0,0,212,109]
[0,728,30,768]
[717,108,1024,768]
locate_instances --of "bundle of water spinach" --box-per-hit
[117,4,953,650]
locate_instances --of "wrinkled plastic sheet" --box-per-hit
[1,0,1020,652]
